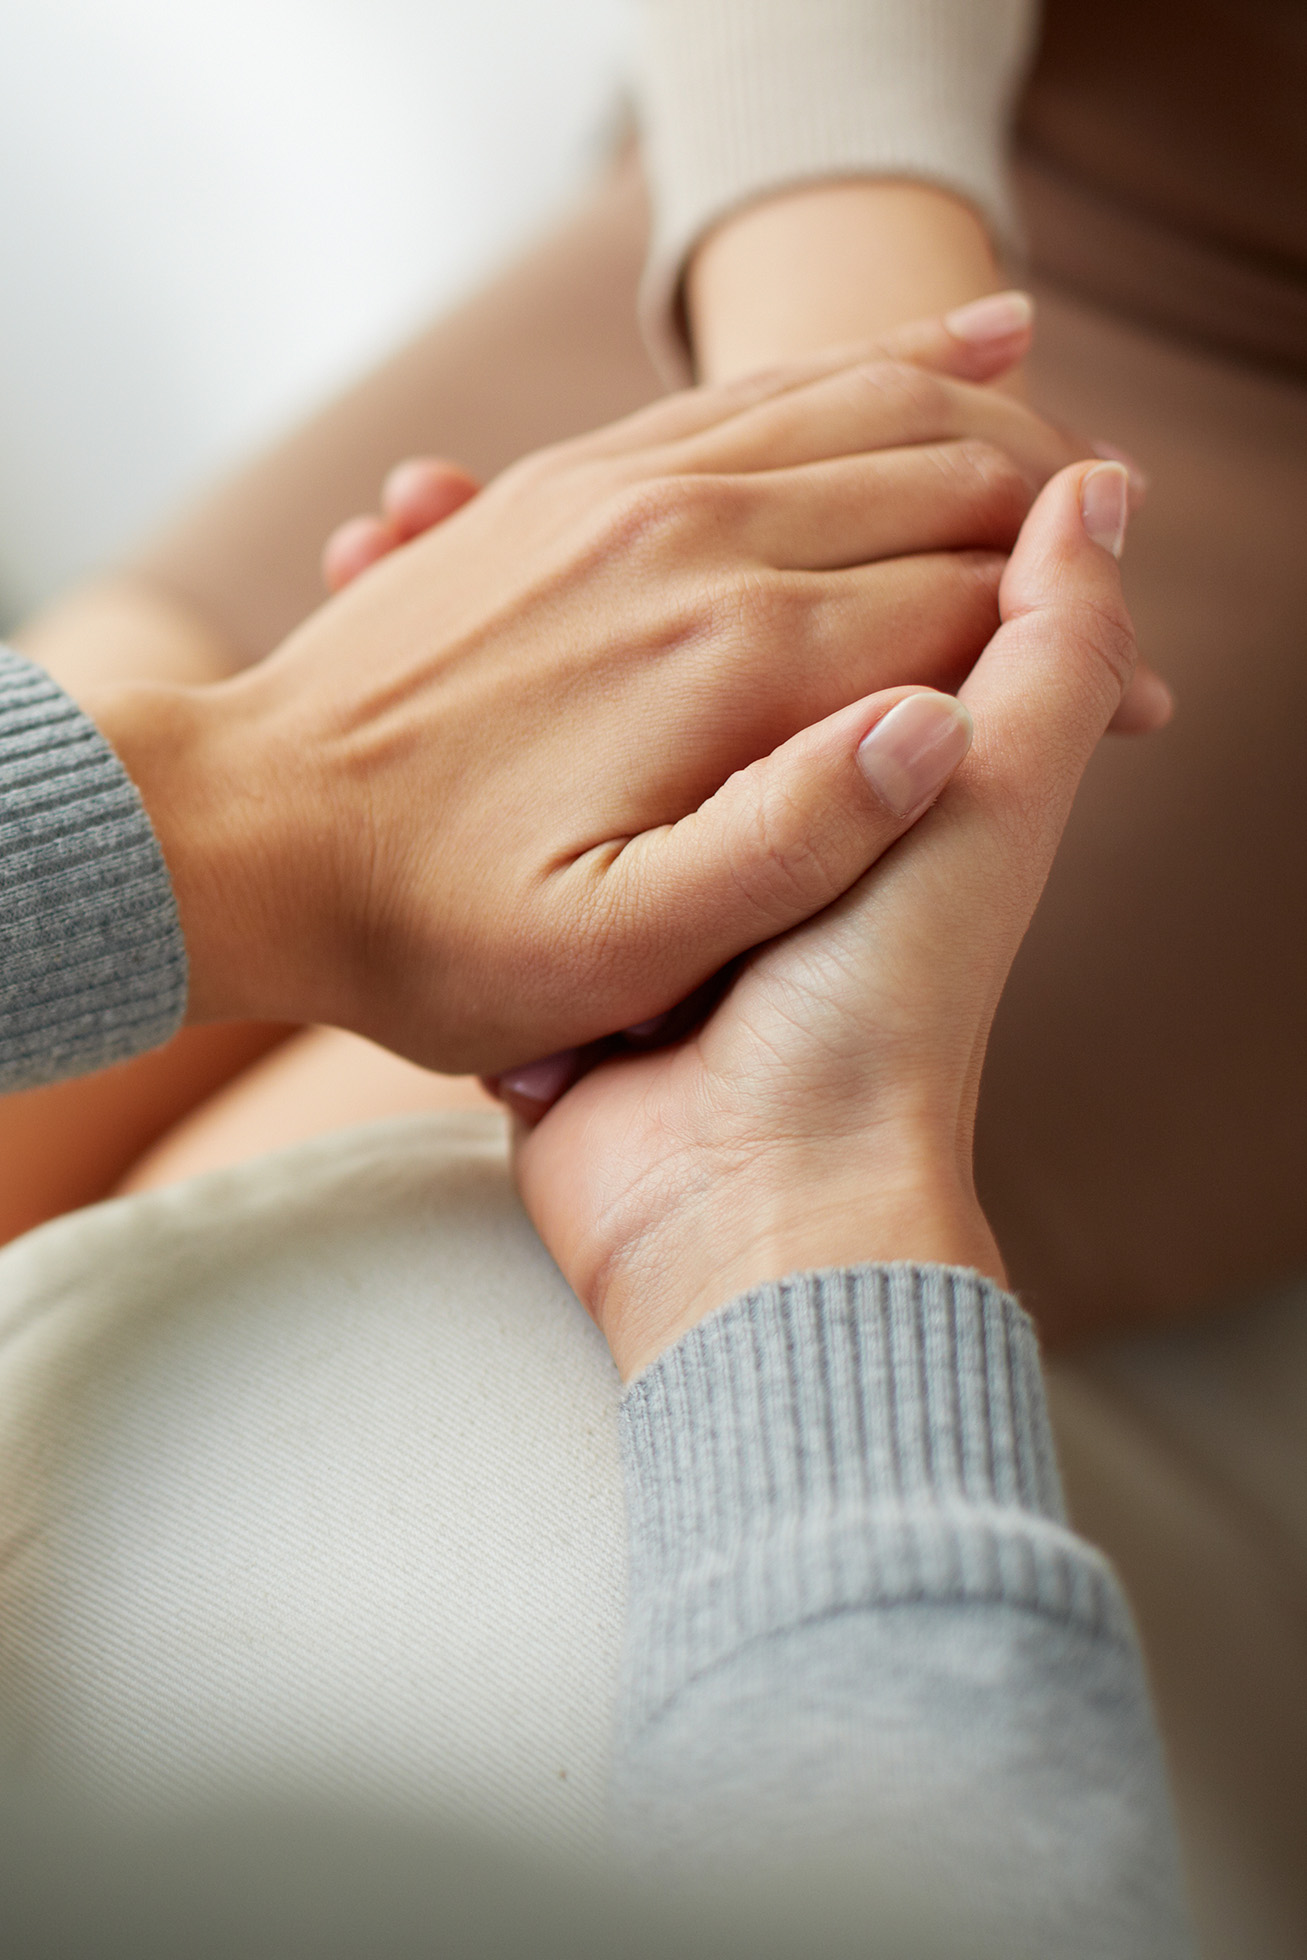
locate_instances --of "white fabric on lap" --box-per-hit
[0,1113,623,1858]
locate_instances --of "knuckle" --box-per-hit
[597,474,728,559]
[727,569,811,647]
[1072,596,1138,692]
[949,548,1008,607]
[949,439,1032,515]
[735,780,834,922]
[854,358,947,425]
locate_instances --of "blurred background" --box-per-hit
[0,0,631,628]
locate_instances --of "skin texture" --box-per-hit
[514,464,1136,1377]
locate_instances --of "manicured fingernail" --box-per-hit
[856,694,973,818]
[496,1049,583,1114]
[1081,461,1130,557]
[944,290,1034,346]
[1090,439,1150,499]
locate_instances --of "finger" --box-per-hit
[1109,663,1174,735]
[571,295,1035,462]
[381,457,480,539]
[485,1047,591,1123]
[579,688,974,998]
[670,362,1081,486]
[488,968,738,1125]
[878,290,1034,384]
[321,514,399,593]
[734,552,1004,736]
[719,440,1033,570]
[956,461,1138,857]
[582,553,1000,818]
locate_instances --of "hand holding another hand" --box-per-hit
[90,301,1162,1092]
[512,462,1140,1375]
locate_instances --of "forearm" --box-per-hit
[688,179,1002,382]
[615,1264,1196,1955]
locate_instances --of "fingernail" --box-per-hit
[1090,439,1150,499]
[495,1048,583,1115]
[1081,461,1130,558]
[856,694,974,818]
[944,290,1034,346]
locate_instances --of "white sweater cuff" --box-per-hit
[633,0,1039,381]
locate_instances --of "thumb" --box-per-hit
[596,687,974,989]
[955,459,1140,872]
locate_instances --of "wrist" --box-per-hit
[688,181,1002,383]
[600,1145,1004,1380]
[84,676,318,1026]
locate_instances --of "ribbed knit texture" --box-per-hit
[633,0,1039,378]
[0,647,187,1090]
[620,1263,1132,1737]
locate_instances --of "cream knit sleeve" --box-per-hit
[633,0,1040,377]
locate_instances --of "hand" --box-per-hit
[89,321,1108,1077]
[511,462,1141,1377]
[324,299,1167,741]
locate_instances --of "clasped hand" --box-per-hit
[92,304,1154,1083]
[93,303,1152,1376]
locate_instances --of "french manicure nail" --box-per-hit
[856,694,974,818]
[943,290,1034,346]
[1081,461,1130,558]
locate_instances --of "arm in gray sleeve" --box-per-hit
[0,646,186,1090]
[633,0,1040,376]
[615,1263,1196,1958]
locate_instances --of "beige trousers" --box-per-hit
[0,1115,1302,1959]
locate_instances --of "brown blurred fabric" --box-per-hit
[1018,0,1307,376]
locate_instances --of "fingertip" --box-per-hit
[855,691,974,817]
[1001,459,1131,618]
[1109,664,1175,735]
[321,514,397,593]
[938,289,1035,379]
[1090,439,1150,507]
[491,1048,586,1123]
[382,457,479,538]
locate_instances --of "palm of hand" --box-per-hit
[515,804,1007,1379]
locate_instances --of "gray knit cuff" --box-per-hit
[0,648,188,1091]
[634,0,1039,380]
[620,1264,1132,1731]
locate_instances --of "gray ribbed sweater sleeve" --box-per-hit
[616,1265,1196,1958]
[0,646,187,1090]
[633,0,1040,377]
